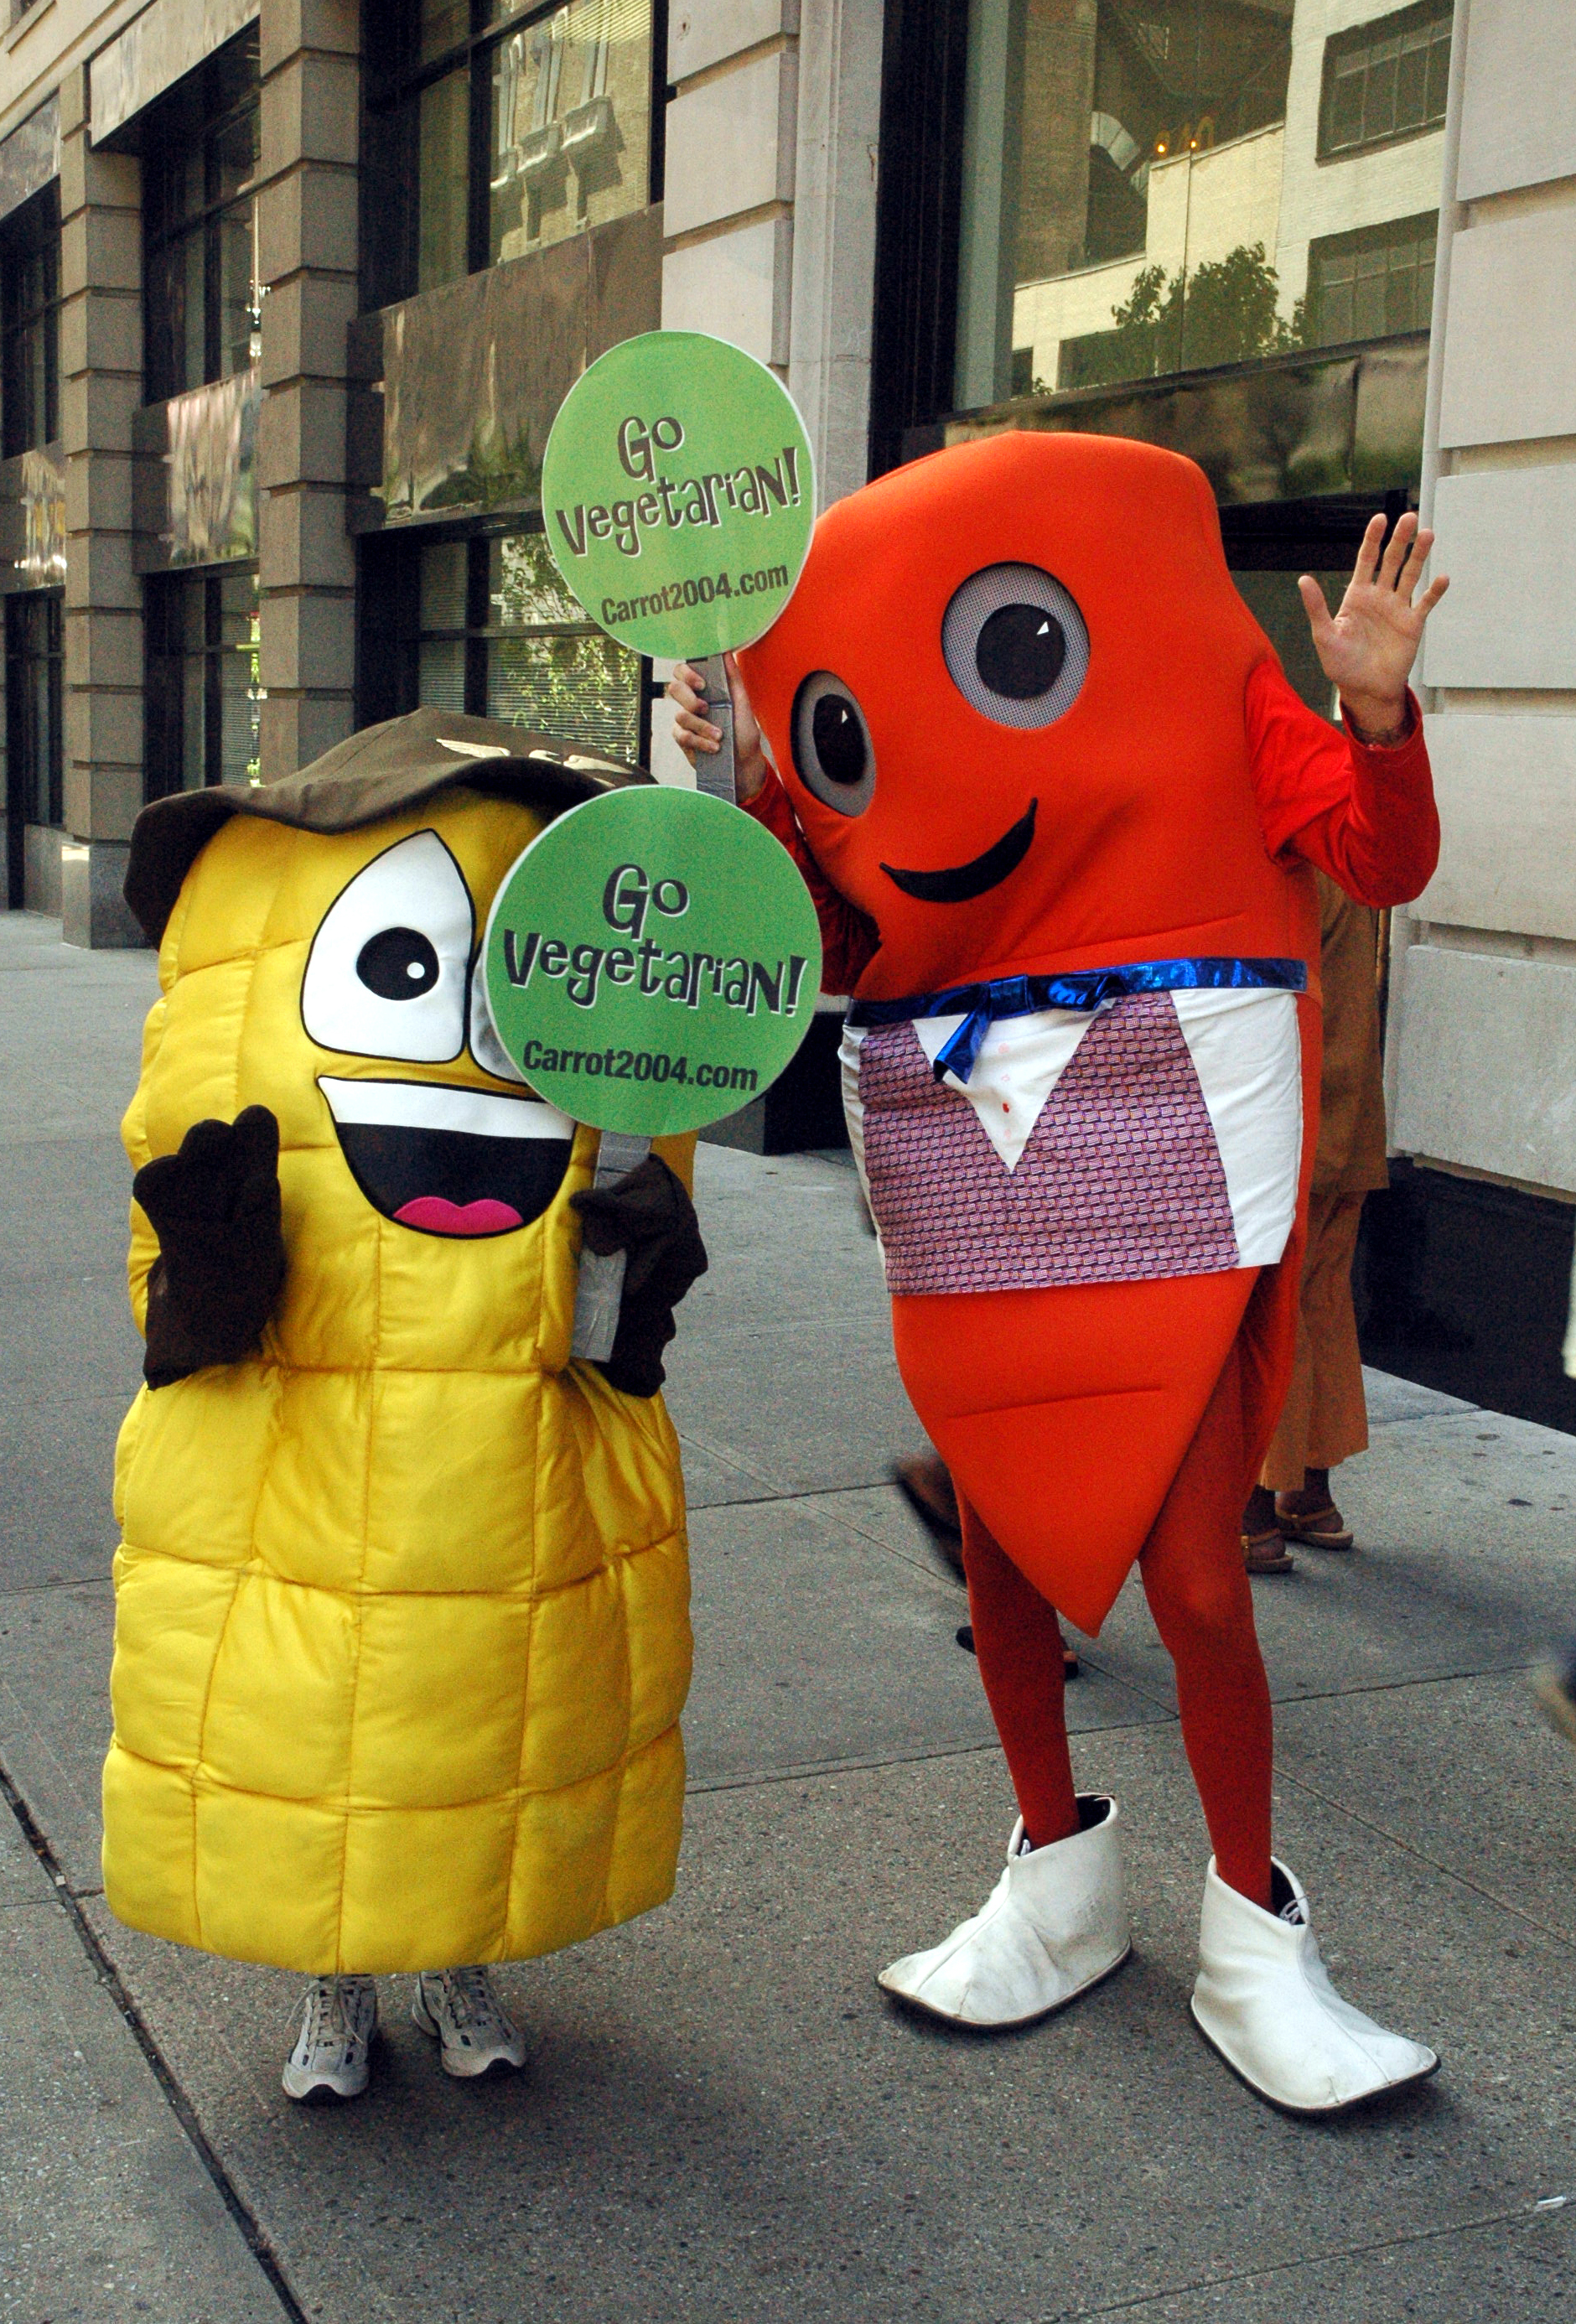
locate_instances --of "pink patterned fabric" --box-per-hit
[860,993,1240,1294]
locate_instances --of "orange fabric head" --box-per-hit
[739,431,1299,999]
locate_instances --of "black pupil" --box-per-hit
[357,926,440,999]
[811,693,867,786]
[977,603,1065,699]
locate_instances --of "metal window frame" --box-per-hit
[143,564,259,799]
[0,182,60,457]
[3,585,63,835]
[360,0,667,308]
[1306,211,1439,348]
[361,522,655,761]
[141,30,262,402]
[1317,0,1452,164]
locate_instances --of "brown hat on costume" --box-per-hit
[124,706,651,947]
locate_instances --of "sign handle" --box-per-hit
[571,651,738,1362]
[570,1128,653,1362]
[695,654,738,806]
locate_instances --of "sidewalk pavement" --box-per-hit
[2,906,1573,2322]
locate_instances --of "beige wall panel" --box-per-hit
[661,218,783,362]
[262,0,360,72]
[1438,210,1576,447]
[1417,713,1576,942]
[663,49,796,237]
[670,0,797,84]
[1392,946,1576,1191]
[1423,469,1576,690]
[1456,0,1576,201]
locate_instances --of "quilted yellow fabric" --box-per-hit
[104,794,694,1974]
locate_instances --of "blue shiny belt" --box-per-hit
[846,957,1307,1084]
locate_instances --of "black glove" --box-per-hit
[133,1107,287,1390]
[570,1154,708,1398]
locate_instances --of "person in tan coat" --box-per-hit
[1243,872,1388,1571]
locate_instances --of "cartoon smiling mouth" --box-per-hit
[879,799,1039,904]
[319,1078,575,1237]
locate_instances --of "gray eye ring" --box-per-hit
[790,671,877,817]
[941,563,1090,729]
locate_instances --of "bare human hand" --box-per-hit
[666,654,770,801]
[1299,510,1449,744]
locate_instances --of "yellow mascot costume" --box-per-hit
[105,708,704,2099]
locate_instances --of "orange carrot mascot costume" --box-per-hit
[733,431,1445,2114]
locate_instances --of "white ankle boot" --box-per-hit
[1191,1857,1438,2114]
[878,1796,1129,2027]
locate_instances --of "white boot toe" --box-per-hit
[1190,1856,1438,2114]
[879,1797,1129,2030]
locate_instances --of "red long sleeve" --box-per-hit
[1246,660,1439,908]
[741,769,879,996]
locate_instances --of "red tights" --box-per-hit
[959,1345,1274,1908]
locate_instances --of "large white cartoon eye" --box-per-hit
[790,671,877,816]
[302,830,473,1061]
[941,563,1090,729]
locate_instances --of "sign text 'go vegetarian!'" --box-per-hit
[483,786,824,1137]
[540,331,817,659]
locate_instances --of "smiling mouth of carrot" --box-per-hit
[879,800,1039,904]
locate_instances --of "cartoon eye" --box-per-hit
[790,672,877,816]
[357,928,440,998]
[941,563,1090,729]
[302,830,473,1061]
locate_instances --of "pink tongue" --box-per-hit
[393,1196,524,1237]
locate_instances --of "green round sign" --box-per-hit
[482,786,823,1136]
[541,330,816,660]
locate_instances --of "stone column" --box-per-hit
[1389,0,1576,1203]
[256,0,360,785]
[788,0,883,508]
[661,2,801,376]
[58,64,144,948]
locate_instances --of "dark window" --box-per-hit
[1,184,60,456]
[143,28,261,402]
[1319,2,1451,161]
[868,0,972,477]
[360,528,648,760]
[144,567,261,798]
[1305,212,1438,346]
[4,589,63,823]
[361,0,661,310]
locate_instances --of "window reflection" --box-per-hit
[408,534,642,761]
[958,0,1450,411]
[490,0,651,262]
[418,70,471,289]
[1319,1,1451,159]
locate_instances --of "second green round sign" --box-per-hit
[541,331,816,661]
[483,786,823,1137]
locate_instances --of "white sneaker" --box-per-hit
[412,1967,526,2079]
[878,1797,1130,2028]
[1191,1856,1439,2114]
[282,1975,378,2104]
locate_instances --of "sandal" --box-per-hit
[1275,1502,1354,1551]
[1242,1528,1296,1575]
